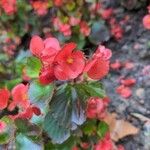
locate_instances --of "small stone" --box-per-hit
[135,88,145,99]
[139,99,144,104]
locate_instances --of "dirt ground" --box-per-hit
[104,4,150,150]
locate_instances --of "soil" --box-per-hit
[103,4,150,150]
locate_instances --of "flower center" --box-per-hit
[23,94,28,101]
[66,57,73,64]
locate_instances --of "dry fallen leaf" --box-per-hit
[131,113,150,122]
[103,112,139,141]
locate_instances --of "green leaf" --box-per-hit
[89,21,110,45]
[82,120,96,135]
[5,78,22,90]
[26,57,42,78]
[15,119,43,150]
[16,134,43,150]
[44,84,86,144]
[28,81,54,125]
[15,119,41,136]
[97,121,109,138]
[75,81,106,100]
[0,117,15,144]
[28,80,54,103]
[44,136,76,150]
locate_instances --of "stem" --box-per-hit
[0,107,19,119]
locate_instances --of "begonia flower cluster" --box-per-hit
[0,0,17,15]
[0,84,40,120]
[30,35,112,85]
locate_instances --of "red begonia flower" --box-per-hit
[32,106,41,116]
[80,142,90,149]
[85,59,109,80]
[100,8,113,20]
[95,45,112,60]
[31,1,48,16]
[0,88,10,110]
[54,43,85,80]
[69,17,80,26]
[59,24,72,36]
[18,106,41,119]
[86,97,107,119]
[9,84,30,111]
[143,15,150,29]
[53,0,63,7]
[72,146,79,150]
[85,45,111,80]
[39,67,56,85]
[116,85,132,98]
[94,133,113,150]
[1,0,17,15]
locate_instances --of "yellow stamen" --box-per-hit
[67,57,73,64]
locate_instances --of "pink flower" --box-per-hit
[143,15,150,29]
[53,17,62,30]
[30,35,61,65]
[59,24,72,36]
[111,24,123,40]
[31,0,48,16]
[94,45,112,60]
[69,17,80,26]
[80,21,91,36]
[1,0,17,15]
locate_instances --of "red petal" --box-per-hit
[11,84,29,109]
[0,89,10,110]
[121,78,136,86]
[87,59,109,80]
[39,67,55,85]
[32,106,41,116]
[55,42,76,62]
[43,37,60,50]
[54,64,70,80]
[30,35,44,56]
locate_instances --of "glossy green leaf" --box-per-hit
[44,84,86,144]
[16,134,43,150]
[97,121,109,138]
[89,21,110,45]
[75,81,106,100]
[26,57,42,78]
[82,120,96,135]
[28,80,54,103]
